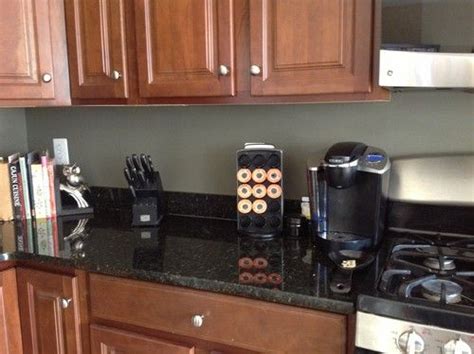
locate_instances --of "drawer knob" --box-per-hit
[218,65,230,76]
[110,70,122,80]
[60,298,72,309]
[191,314,204,328]
[250,64,262,76]
[42,73,53,83]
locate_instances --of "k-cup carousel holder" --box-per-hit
[236,144,284,237]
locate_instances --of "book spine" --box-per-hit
[14,220,26,252]
[0,163,14,221]
[26,218,34,252]
[50,217,59,256]
[19,157,32,219]
[41,156,52,218]
[35,218,49,255]
[31,164,47,219]
[9,160,24,220]
[47,158,57,218]
[26,156,37,218]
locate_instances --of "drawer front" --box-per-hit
[90,274,347,353]
[91,325,194,354]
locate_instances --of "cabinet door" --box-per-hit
[65,0,129,99]
[0,0,70,105]
[17,268,80,354]
[250,0,373,96]
[0,269,23,354]
[135,0,235,98]
[91,325,195,354]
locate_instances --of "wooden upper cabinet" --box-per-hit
[0,269,23,354]
[65,0,130,99]
[134,0,235,98]
[0,0,70,106]
[17,268,81,354]
[250,0,373,96]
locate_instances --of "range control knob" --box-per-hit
[398,330,425,354]
[444,338,472,354]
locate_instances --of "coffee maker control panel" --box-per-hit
[358,146,390,175]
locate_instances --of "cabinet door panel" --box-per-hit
[17,268,80,354]
[65,0,129,98]
[135,0,235,97]
[0,0,70,105]
[0,269,23,354]
[250,0,373,96]
[91,325,195,354]
[0,0,54,99]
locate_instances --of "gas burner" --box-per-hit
[423,257,456,271]
[379,233,474,308]
[421,279,463,304]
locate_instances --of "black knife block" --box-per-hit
[132,171,165,227]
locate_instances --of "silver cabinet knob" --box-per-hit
[110,70,122,80]
[250,65,262,76]
[191,314,204,328]
[398,330,424,354]
[444,338,472,354]
[387,70,394,76]
[218,65,230,76]
[42,73,52,83]
[60,298,72,309]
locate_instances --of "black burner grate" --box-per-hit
[379,233,474,307]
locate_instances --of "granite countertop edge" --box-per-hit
[1,251,354,315]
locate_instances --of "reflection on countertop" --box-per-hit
[0,213,381,314]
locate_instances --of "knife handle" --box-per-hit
[132,154,144,172]
[140,153,152,176]
[124,167,134,186]
[129,185,137,199]
[126,156,134,172]
[137,170,147,186]
[147,155,156,181]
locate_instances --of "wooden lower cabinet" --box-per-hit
[0,269,23,354]
[4,267,351,353]
[90,273,348,353]
[16,268,82,354]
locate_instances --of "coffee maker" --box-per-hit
[307,142,390,256]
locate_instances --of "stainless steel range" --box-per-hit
[356,230,474,353]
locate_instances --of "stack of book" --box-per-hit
[0,151,59,255]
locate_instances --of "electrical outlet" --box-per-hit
[53,138,70,165]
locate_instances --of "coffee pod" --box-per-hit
[252,168,267,183]
[237,184,252,199]
[252,184,267,198]
[254,272,268,284]
[252,199,267,214]
[239,272,254,284]
[238,199,252,214]
[253,257,268,269]
[267,184,282,199]
[237,169,252,183]
[238,257,253,269]
[267,168,282,183]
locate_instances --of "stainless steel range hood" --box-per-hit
[379,50,474,89]
[380,0,474,90]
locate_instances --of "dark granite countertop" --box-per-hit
[0,213,381,315]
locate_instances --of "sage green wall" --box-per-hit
[0,109,27,156]
[25,91,474,199]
